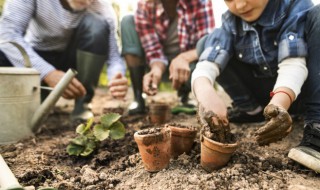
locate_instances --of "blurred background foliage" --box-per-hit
[0,0,4,15]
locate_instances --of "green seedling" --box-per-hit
[66,113,126,156]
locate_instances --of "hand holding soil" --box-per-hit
[143,72,159,95]
[197,104,231,143]
[255,104,292,145]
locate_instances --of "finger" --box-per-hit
[255,120,279,135]
[256,129,291,146]
[109,78,128,87]
[256,124,291,141]
[264,104,279,118]
[113,72,123,79]
[110,85,128,94]
[256,125,292,145]
[111,91,127,99]
[66,82,84,98]
[143,75,152,93]
[71,78,86,96]
[62,88,75,99]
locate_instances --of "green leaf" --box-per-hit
[75,117,94,135]
[100,113,121,128]
[66,143,85,156]
[80,140,97,156]
[70,136,87,146]
[109,121,126,140]
[93,124,110,141]
[76,124,86,135]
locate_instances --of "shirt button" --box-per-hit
[263,66,268,70]
[289,35,295,41]
[238,53,243,59]
[274,41,278,46]
[215,45,220,50]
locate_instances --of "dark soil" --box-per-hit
[0,87,320,190]
[166,123,197,131]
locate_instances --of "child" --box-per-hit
[192,0,320,172]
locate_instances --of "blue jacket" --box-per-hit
[200,0,314,75]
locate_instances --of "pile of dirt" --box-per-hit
[0,88,319,190]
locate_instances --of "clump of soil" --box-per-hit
[136,127,162,135]
[199,110,235,144]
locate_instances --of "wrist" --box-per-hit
[178,50,197,64]
[150,62,166,75]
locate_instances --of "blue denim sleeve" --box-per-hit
[278,0,313,62]
[198,28,233,71]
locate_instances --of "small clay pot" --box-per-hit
[134,127,171,172]
[166,124,197,158]
[200,135,238,172]
[149,103,171,124]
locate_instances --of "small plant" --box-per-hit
[66,113,126,156]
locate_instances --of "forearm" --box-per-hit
[0,0,55,79]
[106,29,126,80]
[271,57,308,110]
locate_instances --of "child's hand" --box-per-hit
[197,103,229,143]
[255,104,292,145]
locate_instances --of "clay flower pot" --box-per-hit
[134,127,171,172]
[149,103,171,124]
[166,123,197,158]
[200,135,238,172]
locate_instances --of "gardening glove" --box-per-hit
[197,103,230,143]
[255,104,292,146]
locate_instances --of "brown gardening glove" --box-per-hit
[197,104,230,143]
[255,104,292,146]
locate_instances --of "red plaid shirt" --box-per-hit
[135,0,215,65]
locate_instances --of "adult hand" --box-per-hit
[108,72,128,100]
[43,70,86,99]
[169,54,190,90]
[143,62,165,96]
[255,104,292,145]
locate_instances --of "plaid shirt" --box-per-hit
[135,0,215,65]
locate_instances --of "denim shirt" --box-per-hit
[200,0,314,76]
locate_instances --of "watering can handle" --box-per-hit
[0,41,32,68]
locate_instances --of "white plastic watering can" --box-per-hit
[0,42,77,144]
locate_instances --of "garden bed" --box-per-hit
[0,88,319,189]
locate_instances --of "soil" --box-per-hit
[1,87,320,190]
[167,123,197,131]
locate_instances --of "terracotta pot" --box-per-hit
[134,127,171,172]
[166,124,197,158]
[149,103,171,124]
[200,135,238,172]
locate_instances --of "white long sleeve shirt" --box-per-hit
[0,0,125,80]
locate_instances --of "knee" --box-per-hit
[306,5,320,27]
[79,13,111,42]
[196,35,208,57]
[120,15,135,31]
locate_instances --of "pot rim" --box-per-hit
[201,134,238,148]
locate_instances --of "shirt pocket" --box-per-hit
[234,39,256,64]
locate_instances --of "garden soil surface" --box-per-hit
[1,87,320,190]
